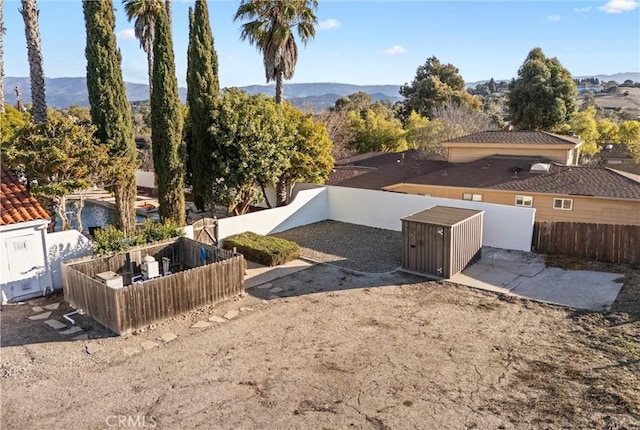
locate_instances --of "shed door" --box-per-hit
[434,226,445,277]
[4,235,43,298]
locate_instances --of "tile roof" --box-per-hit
[329,158,449,189]
[443,130,582,146]
[405,156,640,200]
[1,168,50,226]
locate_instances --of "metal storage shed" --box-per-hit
[402,206,484,278]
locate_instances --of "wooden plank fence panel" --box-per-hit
[533,221,640,265]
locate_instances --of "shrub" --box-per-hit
[222,231,300,266]
[92,225,128,255]
[91,220,184,255]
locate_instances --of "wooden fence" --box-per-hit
[532,222,640,265]
[62,237,244,335]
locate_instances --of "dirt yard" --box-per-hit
[1,258,639,429]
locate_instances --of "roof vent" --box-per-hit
[605,144,613,150]
[530,162,551,173]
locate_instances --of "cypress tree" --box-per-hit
[186,0,219,211]
[83,0,138,236]
[151,6,185,225]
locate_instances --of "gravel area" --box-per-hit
[271,220,402,273]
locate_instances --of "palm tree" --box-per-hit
[122,0,162,100]
[19,0,46,123]
[234,0,318,105]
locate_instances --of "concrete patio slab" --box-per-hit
[510,268,624,311]
[451,247,624,311]
[44,319,67,330]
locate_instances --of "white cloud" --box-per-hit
[117,29,136,40]
[383,45,407,55]
[573,6,592,12]
[317,19,341,31]
[546,14,561,22]
[599,0,640,13]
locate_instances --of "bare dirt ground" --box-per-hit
[1,222,639,429]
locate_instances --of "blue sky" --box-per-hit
[3,0,640,88]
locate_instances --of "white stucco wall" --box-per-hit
[215,184,534,252]
[46,230,93,289]
[326,186,535,252]
[217,185,328,245]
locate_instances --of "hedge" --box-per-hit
[222,231,300,266]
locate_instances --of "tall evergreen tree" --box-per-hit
[507,47,577,131]
[186,0,219,211]
[20,0,46,123]
[84,0,138,235]
[151,6,185,225]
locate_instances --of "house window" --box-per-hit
[462,193,482,202]
[515,195,533,207]
[553,198,573,210]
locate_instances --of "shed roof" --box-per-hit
[402,206,484,227]
[1,168,50,226]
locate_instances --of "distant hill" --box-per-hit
[3,77,401,111]
[465,72,640,88]
[4,74,638,111]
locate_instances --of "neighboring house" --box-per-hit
[442,130,582,165]
[1,168,54,302]
[328,131,640,225]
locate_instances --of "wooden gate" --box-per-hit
[192,217,218,245]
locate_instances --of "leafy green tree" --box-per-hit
[186,0,219,211]
[279,103,333,201]
[151,6,185,225]
[404,111,445,156]
[507,47,577,131]
[566,105,598,156]
[234,0,318,106]
[333,92,372,113]
[84,0,139,236]
[2,110,110,231]
[400,56,480,119]
[596,118,619,143]
[348,103,407,153]
[122,0,162,99]
[209,89,288,215]
[1,104,26,143]
[20,0,47,123]
[619,120,640,145]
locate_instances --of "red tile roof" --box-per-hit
[1,168,50,226]
[443,130,582,146]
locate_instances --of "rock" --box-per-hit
[159,332,177,342]
[269,287,283,293]
[208,315,226,323]
[257,283,272,290]
[60,326,83,336]
[85,342,102,355]
[28,312,52,321]
[43,303,60,311]
[32,306,44,313]
[191,321,212,329]
[223,310,239,320]
[44,319,67,330]
[239,307,254,312]
[140,341,159,350]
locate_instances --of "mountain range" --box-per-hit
[3,72,639,111]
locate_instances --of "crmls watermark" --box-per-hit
[105,415,158,428]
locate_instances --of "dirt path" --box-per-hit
[2,264,638,429]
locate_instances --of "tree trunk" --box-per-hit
[20,0,46,123]
[275,70,284,106]
[259,182,273,209]
[146,47,154,101]
[75,190,87,234]
[275,178,289,207]
[56,196,70,231]
[113,178,137,237]
[0,0,5,113]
